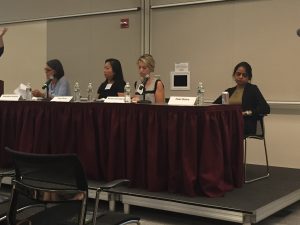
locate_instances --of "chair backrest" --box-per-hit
[255,116,264,137]
[5,147,88,225]
[245,116,265,139]
[5,147,88,191]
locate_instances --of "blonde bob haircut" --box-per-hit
[137,54,155,73]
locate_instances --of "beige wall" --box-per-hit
[151,0,300,101]
[0,0,299,169]
[0,21,47,93]
[252,113,300,169]
[47,11,141,97]
[0,0,140,23]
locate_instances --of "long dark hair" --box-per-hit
[105,58,125,82]
[233,61,252,80]
[47,59,64,80]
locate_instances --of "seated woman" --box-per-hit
[32,59,70,98]
[214,61,270,135]
[132,54,165,104]
[97,58,126,99]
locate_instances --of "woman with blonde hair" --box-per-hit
[133,54,165,104]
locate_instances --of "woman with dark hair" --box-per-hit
[97,58,126,99]
[32,59,70,98]
[214,61,270,135]
[0,28,8,58]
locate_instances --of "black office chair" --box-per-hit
[0,166,48,224]
[244,116,270,183]
[0,167,15,222]
[5,147,140,225]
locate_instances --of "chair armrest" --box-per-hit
[88,179,130,225]
[0,169,15,177]
[89,179,130,191]
[13,180,86,202]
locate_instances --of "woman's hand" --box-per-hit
[131,96,140,103]
[242,110,252,116]
[32,89,45,98]
[0,28,7,37]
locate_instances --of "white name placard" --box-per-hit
[0,94,21,101]
[51,96,73,102]
[168,96,197,106]
[104,96,125,103]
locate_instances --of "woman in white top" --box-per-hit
[133,54,165,104]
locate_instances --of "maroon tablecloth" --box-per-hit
[0,101,244,197]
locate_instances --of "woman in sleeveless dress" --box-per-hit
[132,54,165,104]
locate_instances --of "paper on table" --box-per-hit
[14,83,27,99]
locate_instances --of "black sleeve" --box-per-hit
[213,95,222,104]
[251,85,270,116]
[0,47,4,57]
[97,82,106,98]
[242,84,270,116]
[114,80,126,94]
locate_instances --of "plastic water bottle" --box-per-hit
[87,82,93,102]
[25,83,32,100]
[74,82,80,102]
[124,82,131,103]
[196,82,205,106]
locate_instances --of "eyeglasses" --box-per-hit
[44,68,53,72]
[235,72,248,78]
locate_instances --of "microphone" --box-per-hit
[136,74,150,95]
[137,74,151,104]
[42,79,52,89]
[142,74,150,86]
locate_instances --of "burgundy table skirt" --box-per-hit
[0,101,244,197]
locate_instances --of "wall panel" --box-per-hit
[0,0,140,23]
[151,0,300,102]
[47,11,141,96]
[0,21,47,93]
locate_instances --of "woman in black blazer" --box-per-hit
[214,61,270,135]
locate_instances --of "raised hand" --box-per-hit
[0,28,8,37]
